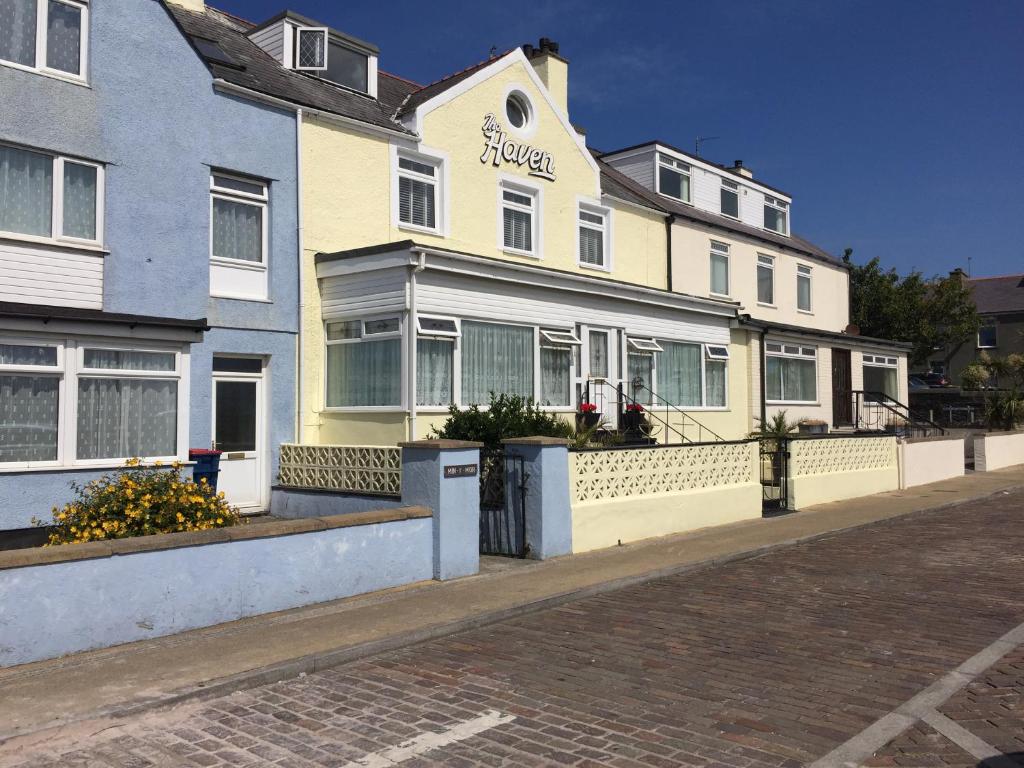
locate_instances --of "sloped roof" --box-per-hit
[596,155,668,212]
[377,71,421,115]
[968,275,1024,315]
[395,50,516,117]
[162,3,413,135]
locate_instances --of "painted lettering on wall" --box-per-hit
[480,114,556,182]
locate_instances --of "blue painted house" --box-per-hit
[0,0,299,530]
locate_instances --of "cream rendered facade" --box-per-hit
[299,49,752,445]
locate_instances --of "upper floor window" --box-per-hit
[578,204,609,270]
[757,254,775,305]
[720,180,739,218]
[501,183,538,256]
[797,264,812,312]
[397,154,439,232]
[709,241,730,297]
[210,172,269,300]
[0,143,101,244]
[764,195,789,234]
[0,0,88,81]
[657,155,690,203]
[978,318,998,349]
[292,26,370,93]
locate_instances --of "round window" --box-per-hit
[505,92,530,130]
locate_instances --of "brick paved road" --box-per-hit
[6,491,1024,767]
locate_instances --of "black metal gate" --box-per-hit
[479,448,528,557]
[760,438,790,514]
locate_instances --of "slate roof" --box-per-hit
[162,3,413,135]
[968,275,1024,315]
[394,51,515,117]
[377,71,421,116]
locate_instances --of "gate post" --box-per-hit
[502,437,572,560]
[399,439,482,581]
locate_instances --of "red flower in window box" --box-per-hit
[625,403,645,413]
[579,403,598,413]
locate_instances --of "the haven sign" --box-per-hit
[480,114,556,181]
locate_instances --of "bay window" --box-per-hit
[0,143,102,244]
[764,195,789,234]
[765,343,817,403]
[325,317,402,407]
[655,341,701,407]
[461,320,534,405]
[862,354,899,401]
[657,154,690,202]
[416,315,458,407]
[539,329,579,407]
[0,0,88,80]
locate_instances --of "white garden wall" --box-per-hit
[974,431,1024,472]
[898,436,966,489]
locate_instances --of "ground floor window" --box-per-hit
[325,317,402,407]
[0,338,185,468]
[461,320,534,405]
[416,337,454,407]
[766,342,817,403]
[862,354,899,401]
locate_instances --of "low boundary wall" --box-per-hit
[568,440,761,553]
[0,508,432,668]
[974,431,1024,472]
[787,435,899,509]
[898,436,965,489]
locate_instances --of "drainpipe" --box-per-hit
[759,326,768,429]
[664,214,675,292]
[407,251,427,441]
[294,108,305,443]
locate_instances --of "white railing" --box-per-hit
[278,444,402,496]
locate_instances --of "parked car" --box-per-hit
[922,372,951,387]
[908,375,930,392]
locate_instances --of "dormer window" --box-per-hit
[657,155,691,203]
[292,25,371,93]
[320,39,369,93]
[764,195,789,235]
[294,27,327,70]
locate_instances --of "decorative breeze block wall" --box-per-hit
[789,436,896,478]
[278,444,402,496]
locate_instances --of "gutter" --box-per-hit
[759,327,768,429]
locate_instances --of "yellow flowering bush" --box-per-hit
[36,458,241,546]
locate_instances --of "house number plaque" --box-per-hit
[444,463,478,479]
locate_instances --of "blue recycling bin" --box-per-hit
[189,449,223,492]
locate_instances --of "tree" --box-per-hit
[843,250,979,368]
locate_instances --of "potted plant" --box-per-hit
[750,411,802,481]
[576,401,601,431]
[622,402,646,432]
[798,418,827,435]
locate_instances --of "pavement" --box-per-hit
[1,466,1023,765]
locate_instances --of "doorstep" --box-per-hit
[2,465,1023,747]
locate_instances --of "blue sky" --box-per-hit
[214,0,1024,279]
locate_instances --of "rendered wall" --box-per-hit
[787,436,899,509]
[974,431,1024,472]
[0,512,433,667]
[899,437,965,489]
[568,441,760,553]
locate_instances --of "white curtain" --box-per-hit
[657,341,702,406]
[212,198,262,262]
[706,360,726,407]
[710,253,729,295]
[588,331,608,378]
[540,346,571,406]
[416,338,452,406]
[628,352,653,404]
[62,162,96,239]
[76,379,177,460]
[461,321,533,404]
[863,365,898,400]
[45,0,80,74]
[0,0,36,67]
[0,375,58,462]
[0,144,52,237]
[767,356,816,401]
[326,339,401,407]
[83,349,174,371]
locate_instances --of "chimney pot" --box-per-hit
[734,160,743,168]
[522,43,534,58]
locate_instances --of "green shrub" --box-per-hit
[35,459,241,545]
[431,392,574,450]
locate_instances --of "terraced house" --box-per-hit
[0,0,299,530]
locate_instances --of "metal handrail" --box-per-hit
[582,380,689,443]
[629,379,725,443]
[852,390,946,437]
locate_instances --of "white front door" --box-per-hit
[581,328,619,429]
[212,357,264,512]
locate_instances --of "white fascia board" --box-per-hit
[0,317,203,343]
[316,250,414,278]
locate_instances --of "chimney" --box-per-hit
[949,268,968,284]
[165,0,206,12]
[731,160,753,179]
[525,37,568,115]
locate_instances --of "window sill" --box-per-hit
[578,261,611,273]
[766,401,821,407]
[0,59,90,88]
[0,232,107,254]
[397,222,442,237]
[797,309,814,315]
[210,256,267,272]
[210,293,273,304]
[502,247,541,260]
[762,227,790,237]
[322,406,406,413]
[757,302,777,309]
[0,459,195,474]
[709,292,732,300]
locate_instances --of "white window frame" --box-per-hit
[632,337,731,411]
[656,154,691,203]
[0,143,104,248]
[540,329,582,346]
[977,318,998,349]
[0,0,89,84]
[757,254,775,306]
[323,315,405,412]
[417,315,460,338]
[294,26,328,70]
[0,337,66,469]
[764,194,790,235]
[627,337,663,352]
[576,199,612,271]
[497,175,542,259]
[705,344,730,360]
[797,263,813,313]
[209,172,269,301]
[765,342,818,404]
[393,147,445,235]
[538,327,577,410]
[720,179,740,219]
[709,240,731,298]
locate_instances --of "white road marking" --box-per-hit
[809,621,1024,768]
[342,709,515,767]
